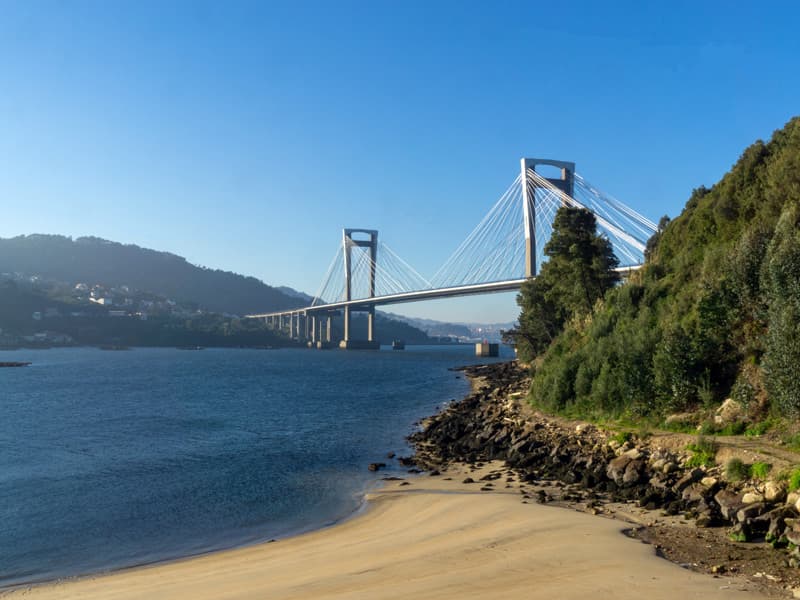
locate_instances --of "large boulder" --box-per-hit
[714,398,744,426]
[715,489,745,520]
[606,454,632,484]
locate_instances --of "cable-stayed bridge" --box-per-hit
[246,158,656,349]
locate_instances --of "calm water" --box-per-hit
[0,345,511,588]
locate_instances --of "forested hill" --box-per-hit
[0,235,302,315]
[527,116,800,420]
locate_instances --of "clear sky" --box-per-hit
[1,1,798,323]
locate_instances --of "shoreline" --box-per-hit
[0,492,376,595]
[3,360,782,599]
[2,461,772,599]
[411,361,800,597]
[0,345,483,593]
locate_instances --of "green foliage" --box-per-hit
[762,205,800,417]
[724,459,771,481]
[788,468,800,493]
[697,421,717,436]
[513,277,562,361]
[717,421,748,436]
[652,327,696,411]
[698,419,748,436]
[662,420,696,434]
[686,436,717,468]
[523,116,800,420]
[542,208,620,318]
[725,458,750,482]
[611,431,633,444]
[729,529,749,543]
[513,207,619,364]
[751,461,772,480]
[644,215,671,261]
[744,419,773,437]
[784,433,800,451]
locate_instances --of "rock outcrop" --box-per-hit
[409,361,800,552]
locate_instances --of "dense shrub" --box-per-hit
[518,116,800,419]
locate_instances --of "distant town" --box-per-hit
[0,270,512,349]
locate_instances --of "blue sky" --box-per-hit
[1,1,798,322]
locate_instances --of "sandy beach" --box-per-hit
[7,463,771,600]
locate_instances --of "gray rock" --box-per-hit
[701,476,718,488]
[662,462,678,474]
[674,468,705,493]
[742,490,765,504]
[787,527,800,546]
[715,489,745,520]
[649,475,670,491]
[682,482,708,504]
[737,502,767,523]
[622,459,645,486]
[623,447,643,460]
[606,454,632,484]
[714,398,744,426]
[765,481,787,503]
[696,513,714,528]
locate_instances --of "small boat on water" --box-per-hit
[176,345,205,350]
[0,361,31,367]
[392,340,405,350]
[99,345,131,351]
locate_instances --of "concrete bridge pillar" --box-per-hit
[343,306,351,342]
[339,228,381,350]
[520,158,576,278]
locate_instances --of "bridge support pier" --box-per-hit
[520,158,576,278]
[343,306,351,343]
[294,313,302,340]
[306,312,336,348]
[339,304,379,350]
[338,228,381,350]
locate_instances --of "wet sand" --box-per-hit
[7,463,770,600]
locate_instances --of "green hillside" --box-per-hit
[0,235,433,346]
[523,116,800,421]
[0,235,300,316]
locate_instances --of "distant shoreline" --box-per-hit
[0,341,488,351]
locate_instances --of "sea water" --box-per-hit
[0,345,511,587]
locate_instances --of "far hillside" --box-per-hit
[0,235,301,316]
[0,234,434,345]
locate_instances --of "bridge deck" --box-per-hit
[246,264,641,320]
[247,279,528,318]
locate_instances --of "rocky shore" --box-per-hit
[408,361,800,597]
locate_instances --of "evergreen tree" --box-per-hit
[511,207,620,362]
